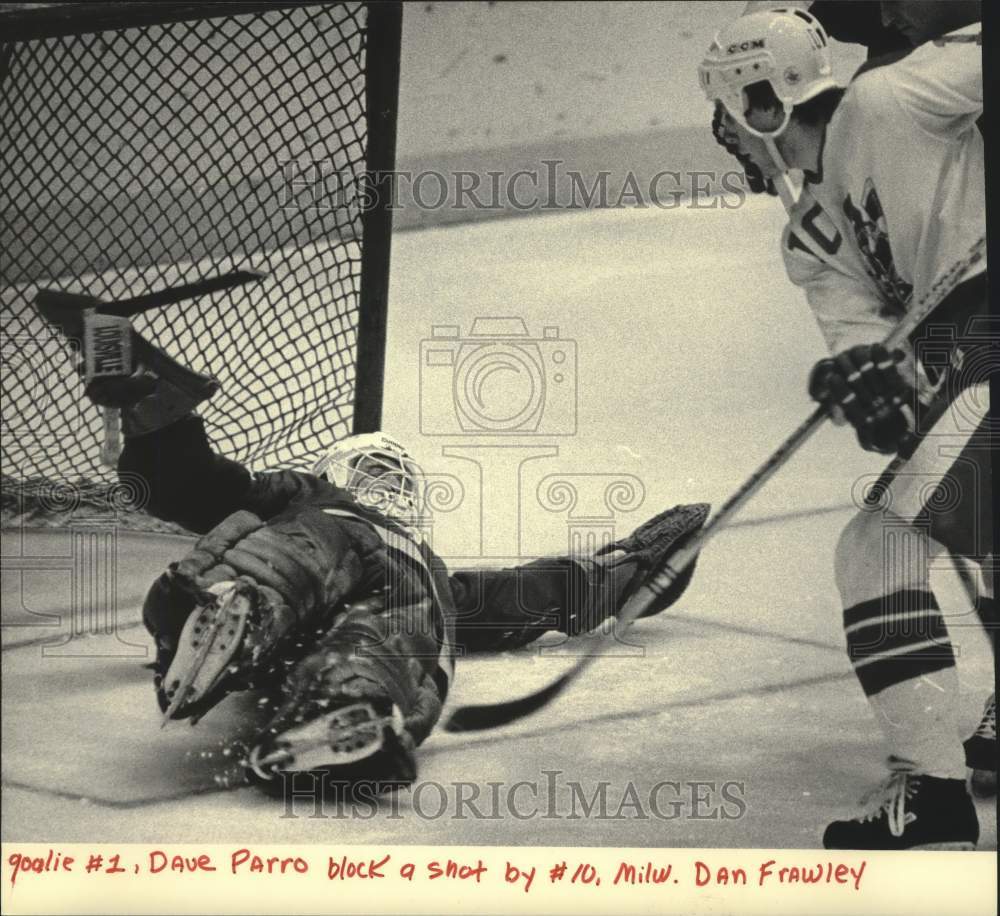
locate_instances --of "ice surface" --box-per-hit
[2,201,994,849]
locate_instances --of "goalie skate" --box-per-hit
[246,701,405,778]
[160,580,259,724]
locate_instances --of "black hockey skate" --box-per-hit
[823,765,979,851]
[963,693,997,798]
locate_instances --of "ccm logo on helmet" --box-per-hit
[727,38,765,54]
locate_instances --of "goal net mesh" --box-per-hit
[1,2,385,511]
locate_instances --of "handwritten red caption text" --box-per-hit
[4,851,502,887]
[6,850,868,893]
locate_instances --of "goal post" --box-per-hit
[354,0,401,437]
[0,0,401,506]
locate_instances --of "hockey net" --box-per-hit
[0,1,398,521]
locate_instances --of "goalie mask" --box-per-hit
[312,432,425,529]
[698,8,836,169]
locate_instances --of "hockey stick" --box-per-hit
[33,272,263,467]
[98,270,266,319]
[444,234,987,733]
[95,271,265,466]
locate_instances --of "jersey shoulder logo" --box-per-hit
[842,178,913,314]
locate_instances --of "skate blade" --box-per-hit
[161,581,252,723]
[248,702,404,778]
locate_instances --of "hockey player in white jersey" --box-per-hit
[699,8,992,848]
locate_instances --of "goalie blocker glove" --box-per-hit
[808,343,916,455]
[31,290,218,438]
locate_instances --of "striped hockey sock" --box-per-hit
[844,589,965,779]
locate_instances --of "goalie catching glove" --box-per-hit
[566,502,710,636]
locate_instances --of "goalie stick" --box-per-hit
[32,271,264,467]
[444,233,987,733]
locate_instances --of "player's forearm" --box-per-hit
[118,414,253,533]
[449,558,589,652]
[449,504,707,651]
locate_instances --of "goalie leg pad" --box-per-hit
[148,508,364,721]
[143,510,269,664]
[246,599,444,792]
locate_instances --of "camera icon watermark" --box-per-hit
[419,317,576,436]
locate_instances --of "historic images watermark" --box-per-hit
[278,771,748,822]
[0,475,152,658]
[410,312,654,653]
[280,160,750,213]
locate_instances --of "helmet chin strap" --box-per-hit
[763,133,790,175]
[753,103,792,174]
[734,100,794,192]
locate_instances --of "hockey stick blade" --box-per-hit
[100,271,267,318]
[33,272,266,325]
[443,234,986,734]
[445,671,575,733]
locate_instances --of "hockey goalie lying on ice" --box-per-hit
[74,328,707,797]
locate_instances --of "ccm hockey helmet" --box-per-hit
[312,431,425,526]
[698,7,837,138]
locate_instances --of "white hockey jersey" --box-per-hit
[781,23,985,357]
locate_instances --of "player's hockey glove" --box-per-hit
[568,502,710,634]
[712,101,776,197]
[809,343,916,454]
